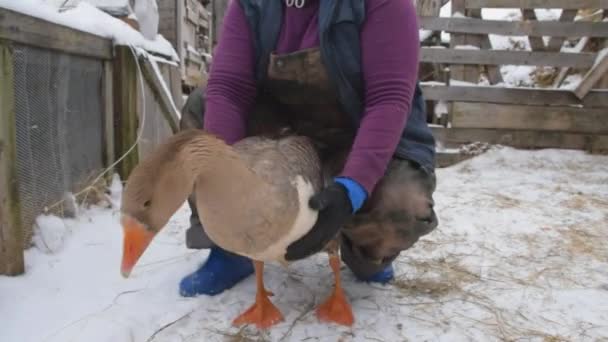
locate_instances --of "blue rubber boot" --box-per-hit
[179,247,254,297]
[358,264,394,285]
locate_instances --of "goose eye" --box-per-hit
[143,200,152,208]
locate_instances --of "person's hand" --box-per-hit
[284,178,367,261]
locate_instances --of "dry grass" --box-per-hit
[560,224,607,261]
[393,257,480,300]
[44,171,112,219]
[492,193,522,209]
[533,67,559,88]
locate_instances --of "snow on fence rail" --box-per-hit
[419,0,608,158]
[0,8,182,276]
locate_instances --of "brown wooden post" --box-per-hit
[211,0,229,47]
[0,44,24,276]
[417,0,443,17]
[112,46,140,180]
[521,9,546,51]
[417,0,443,123]
[450,0,481,83]
[102,60,115,184]
[546,10,578,51]
[598,10,608,89]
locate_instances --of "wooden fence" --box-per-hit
[158,0,213,90]
[0,8,182,276]
[417,0,608,162]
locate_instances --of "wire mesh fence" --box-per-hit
[12,44,105,246]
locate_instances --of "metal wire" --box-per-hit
[12,44,104,245]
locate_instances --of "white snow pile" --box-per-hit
[1,147,607,342]
[0,0,177,60]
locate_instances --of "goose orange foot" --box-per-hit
[316,254,354,326]
[232,261,284,329]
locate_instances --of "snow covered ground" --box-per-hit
[2,147,607,342]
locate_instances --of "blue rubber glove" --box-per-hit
[284,177,367,261]
[334,177,368,213]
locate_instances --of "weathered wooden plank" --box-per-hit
[421,48,597,67]
[169,64,183,109]
[418,16,608,37]
[0,8,112,60]
[479,35,504,84]
[157,0,178,48]
[521,9,546,51]
[212,0,230,46]
[465,0,608,9]
[417,0,443,17]
[140,57,180,134]
[449,0,466,82]
[186,5,199,25]
[432,127,608,151]
[452,102,608,133]
[597,10,608,89]
[421,84,608,107]
[102,61,115,182]
[546,10,579,51]
[553,35,592,88]
[464,9,484,84]
[574,51,608,99]
[0,44,24,276]
[112,46,139,180]
[449,0,482,83]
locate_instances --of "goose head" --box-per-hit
[119,130,218,277]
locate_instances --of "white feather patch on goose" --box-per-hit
[246,175,318,264]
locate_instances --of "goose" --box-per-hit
[119,129,354,329]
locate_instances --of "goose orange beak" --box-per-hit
[121,215,155,278]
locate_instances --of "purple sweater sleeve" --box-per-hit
[339,0,421,194]
[205,0,420,195]
[203,1,256,144]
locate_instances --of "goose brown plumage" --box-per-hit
[119,129,354,328]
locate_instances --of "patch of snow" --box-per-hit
[434,100,448,119]
[108,173,123,207]
[419,29,434,42]
[441,31,451,44]
[563,36,590,53]
[439,0,452,42]
[488,35,530,51]
[0,0,178,61]
[83,0,131,16]
[187,44,202,56]
[84,0,130,6]
[440,0,451,17]
[483,8,521,21]
[482,8,531,55]
[421,80,447,86]
[454,44,480,50]
[534,9,562,21]
[132,0,158,40]
[2,148,608,341]
[202,52,213,60]
[500,65,536,87]
[32,215,70,254]
[449,79,480,86]
[561,73,583,90]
